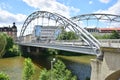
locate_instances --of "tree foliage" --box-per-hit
[39,69,51,80]
[46,48,58,55]
[93,30,120,39]
[57,31,78,40]
[0,33,7,57]
[0,72,10,80]
[110,30,120,39]
[0,33,21,57]
[23,58,35,80]
[39,60,77,80]
[93,34,111,39]
[5,35,14,53]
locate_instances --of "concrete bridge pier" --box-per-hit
[91,47,120,80]
[27,46,30,53]
[36,47,40,53]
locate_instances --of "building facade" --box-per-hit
[85,27,120,34]
[0,22,17,41]
[31,25,61,42]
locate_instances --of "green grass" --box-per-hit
[58,55,96,64]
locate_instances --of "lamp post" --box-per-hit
[51,58,56,80]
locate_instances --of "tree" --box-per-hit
[57,31,78,40]
[53,60,77,80]
[22,58,35,80]
[39,60,77,80]
[110,30,120,39]
[46,48,58,55]
[0,33,7,57]
[5,35,14,53]
[39,69,51,80]
[0,72,10,80]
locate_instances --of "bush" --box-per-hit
[110,30,120,39]
[22,58,35,80]
[39,60,77,80]
[0,72,10,80]
[0,33,21,57]
[46,48,58,55]
[39,69,51,80]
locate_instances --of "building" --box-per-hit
[32,25,61,42]
[84,27,99,33]
[0,22,17,41]
[85,27,120,34]
[99,28,120,33]
[40,26,59,41]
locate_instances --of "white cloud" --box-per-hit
[0,9,26,24]
[95,0,120,14]
[22,0,80,18]
[0,8,27,36]
[99,0,111,4]
[95,0,120,27]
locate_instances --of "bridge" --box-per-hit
[17,11,120,80]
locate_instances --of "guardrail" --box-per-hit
[99,39,120,48]
[19,39,120,48]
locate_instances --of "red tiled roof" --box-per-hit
[98,28,120,31]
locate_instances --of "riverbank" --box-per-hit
[58,55,96,64]
[0,56,42,80]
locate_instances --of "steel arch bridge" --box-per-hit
[19,11,120,57]
[71,13,120,22]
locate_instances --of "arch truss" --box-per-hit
[71,13,120,22]
[20,11,120,55]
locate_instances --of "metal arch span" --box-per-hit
[20,11,101,54]
[71,13,120,22]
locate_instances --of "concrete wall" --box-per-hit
[91,47,120,80]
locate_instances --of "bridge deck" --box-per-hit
[18,42,97,55]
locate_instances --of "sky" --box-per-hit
[0,0,120,35]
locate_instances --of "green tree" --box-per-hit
[57,31,78,40]
[46,48,58,55]
[0,33,7,57]
[5,35,14,53]
[0,72,10,80]
[39,60,77,80]
[93,34,111,39]
[39,69,51,80]
[110,30,120,39]
[23,58,35,80]
[53,60,77,80]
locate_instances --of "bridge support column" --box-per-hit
[27,47,30,53]
[91,59,102,80]
[91,47,120,80]
[36,48,39,53]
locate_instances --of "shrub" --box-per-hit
[0,72,10,80]
[39,60,77,80]
[22,58,35,80]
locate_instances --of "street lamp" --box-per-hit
[51,58,56,80]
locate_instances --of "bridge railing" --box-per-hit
[50,40,89,46]
[99,39,120,48]
[18,38,120,48]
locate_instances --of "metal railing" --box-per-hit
[19,39,120,48]
[99,39,120,48]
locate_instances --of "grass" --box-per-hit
[58,55,96,64]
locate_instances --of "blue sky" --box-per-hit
[0,0,120,35]
[0,0,118,16]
